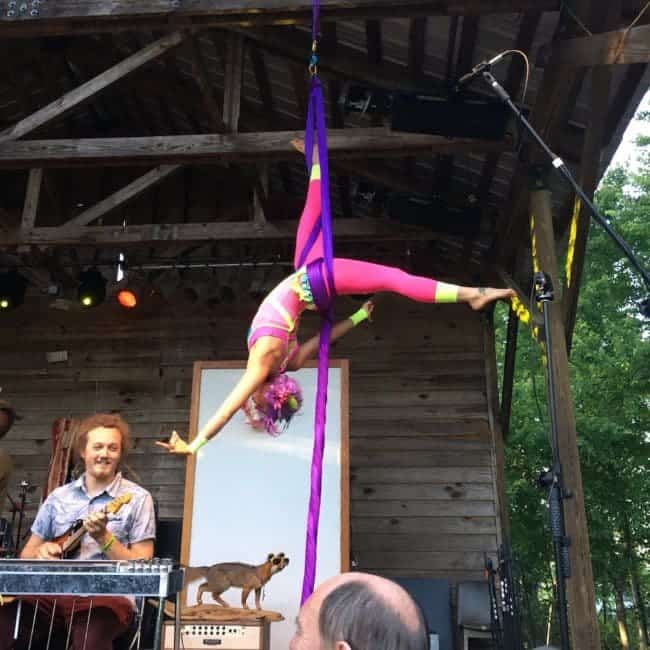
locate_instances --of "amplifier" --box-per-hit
[162,619,269,650]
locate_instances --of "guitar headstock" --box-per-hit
[106,493,133,514]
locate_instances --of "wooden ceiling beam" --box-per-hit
[223,33,245,133]
[0,32,184,144]
[21,168,43,230]
[0,1,561,38]
[184,34,226,131]
[548,23,650,66]
[247,42,293,193]
[0,130,511,168]
[58,165,182,229]
[236,25,429,95]
[0,218,448,247]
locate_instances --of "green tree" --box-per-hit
[497,121,649,647]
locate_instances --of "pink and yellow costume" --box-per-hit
[247,164,460,368]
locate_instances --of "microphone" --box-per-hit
[455,52,509,91]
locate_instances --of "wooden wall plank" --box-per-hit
[0,295,501,590]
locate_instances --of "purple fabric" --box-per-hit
[298,21,337,603]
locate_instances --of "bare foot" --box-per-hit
[468,287,516,311]
[291,138,305,154]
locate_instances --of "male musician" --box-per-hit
[0,412,156,650]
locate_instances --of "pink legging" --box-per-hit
[294,171,442,303]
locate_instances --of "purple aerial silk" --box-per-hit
[298,0,337,605]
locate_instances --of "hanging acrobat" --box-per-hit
[158,1,514,604]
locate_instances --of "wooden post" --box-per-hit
[21,168,43,230]
[529,174,601,649]
[482,315,510,541]
[223,33,244,133]
[499,306,519,438]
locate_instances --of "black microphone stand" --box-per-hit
[534,271,571,650]
[477,69,650,300]
[13,480,30,555]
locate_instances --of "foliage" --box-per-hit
[495,122,649,647]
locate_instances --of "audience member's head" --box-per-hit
[0,401,16,439]
[291,572,429,650]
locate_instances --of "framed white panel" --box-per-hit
[181,360,349,650]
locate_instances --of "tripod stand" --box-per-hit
[534,271,571,650]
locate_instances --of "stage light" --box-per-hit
[116,287,138,309]
[77,268,106,308]
[0,271,28,310]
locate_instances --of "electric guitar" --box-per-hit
[0,493,133,605]
[54,492,132,559]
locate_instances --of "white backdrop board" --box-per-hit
[181,360,349,650]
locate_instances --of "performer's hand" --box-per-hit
[37,541,62,560]
[155,430,191,455]
[362,300,375,322]
[84,510,108,541]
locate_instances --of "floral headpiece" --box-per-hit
[243,373,303,436]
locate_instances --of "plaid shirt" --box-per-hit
[31,472,155,559]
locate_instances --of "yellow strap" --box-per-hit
[310,164,321,181]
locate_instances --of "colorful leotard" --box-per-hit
[247,267,317,372]
[247,163,460,369]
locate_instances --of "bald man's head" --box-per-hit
[291,573,429,650]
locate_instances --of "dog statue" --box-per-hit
[186,552,290,609]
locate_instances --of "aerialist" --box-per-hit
[158,144,514,454]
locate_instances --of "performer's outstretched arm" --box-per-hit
[287,301,374,371]
[157,345,280,454]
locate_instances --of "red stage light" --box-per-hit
[117,289,137,308]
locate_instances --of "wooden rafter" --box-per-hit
[21,168,43,230]
[238,26,429,95]
[0,32,184,144]
[548,23,650,66]
[59,165,182,229]
[223,33,245,133]
[0,218,452,248]
[0,131,511,168]
[185,34,225,131]
[0,1,561,38]
[247,42,293,193]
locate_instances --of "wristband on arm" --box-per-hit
[349,307,369,326]
[187,435,209,454]
[101,534,116,554]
